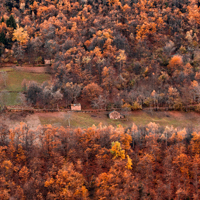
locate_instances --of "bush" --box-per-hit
[143,97,151,107]
[173,101,183,111]
[131,101,142,111]
[195,104,200,112]
[26,81,42,105]
[106,103,113,111]
[3,58,9,63]
[35,56,42,63]
[122,103,131,111]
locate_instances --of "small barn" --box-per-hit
[44,59,51,65]
[109,111,123,119]
[71,103,81,111]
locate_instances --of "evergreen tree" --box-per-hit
[0,32,8,47]
[5,1,14,12]
[6,15,17,29]
[0,32,6,44]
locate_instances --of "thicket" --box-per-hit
[1,122,200,199]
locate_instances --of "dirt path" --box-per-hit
[14,66,51,73]
[23,114,41,130]
[0,112,41,130]
[36,112,65,118]
[0,112,65,130]
[1,64,52,73]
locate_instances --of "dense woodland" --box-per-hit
[1,0,200,110]
[0,122,200,199]
[2,1,200,199]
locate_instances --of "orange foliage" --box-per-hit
[168,55,183,71]
[0,122,200,198]
[82,82,103,102]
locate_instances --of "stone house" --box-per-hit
[109,111,124,119]
[71,103,81,111]
[44,59,51,65]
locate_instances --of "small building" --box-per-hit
[44,59,51,65]
[71,103,81,111]
[109,111,123,119]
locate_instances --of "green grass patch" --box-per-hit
[0,69,51,106]
[0,92,19,106]
[130,111,200,128]
[0,69,51,91]
[38,111,200,129]
[6,92,19,106]
[6,70,51,91]
[38,112,126,128]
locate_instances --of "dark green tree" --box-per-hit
[5,1,14,12]
[1,17,4,23]
[0,32,7,45]
[6,15,17,29]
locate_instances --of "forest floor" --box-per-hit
[1,110,200,131]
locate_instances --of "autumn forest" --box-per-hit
[1,0,200,199]
[1,122,200,199]
[0,0,200,110]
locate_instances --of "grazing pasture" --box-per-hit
[37,111,200,129]
[0,67,51,105]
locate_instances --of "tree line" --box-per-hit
[0,122,200,199]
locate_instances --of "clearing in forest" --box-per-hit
[2,111,200,130]
[0,67,51,105]
[37,111,200,129]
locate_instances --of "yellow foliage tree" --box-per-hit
[191,132,200,154]
[12,25,29,45]
[126,155,133,170]
[117,49,126,72]
[110,141,125,159]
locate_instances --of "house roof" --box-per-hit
[109,110,120,114]
[71,103,81,106]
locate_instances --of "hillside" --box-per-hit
[1,0,200,110]
[1,1,200,199]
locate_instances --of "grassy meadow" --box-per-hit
[0,68,51,105]
[1,68,200,130]
[37,111,200,129]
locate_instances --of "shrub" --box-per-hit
[173,101,183,111]
[131,101,142,110]
[122,103,131,111]
[195,104,200,112]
